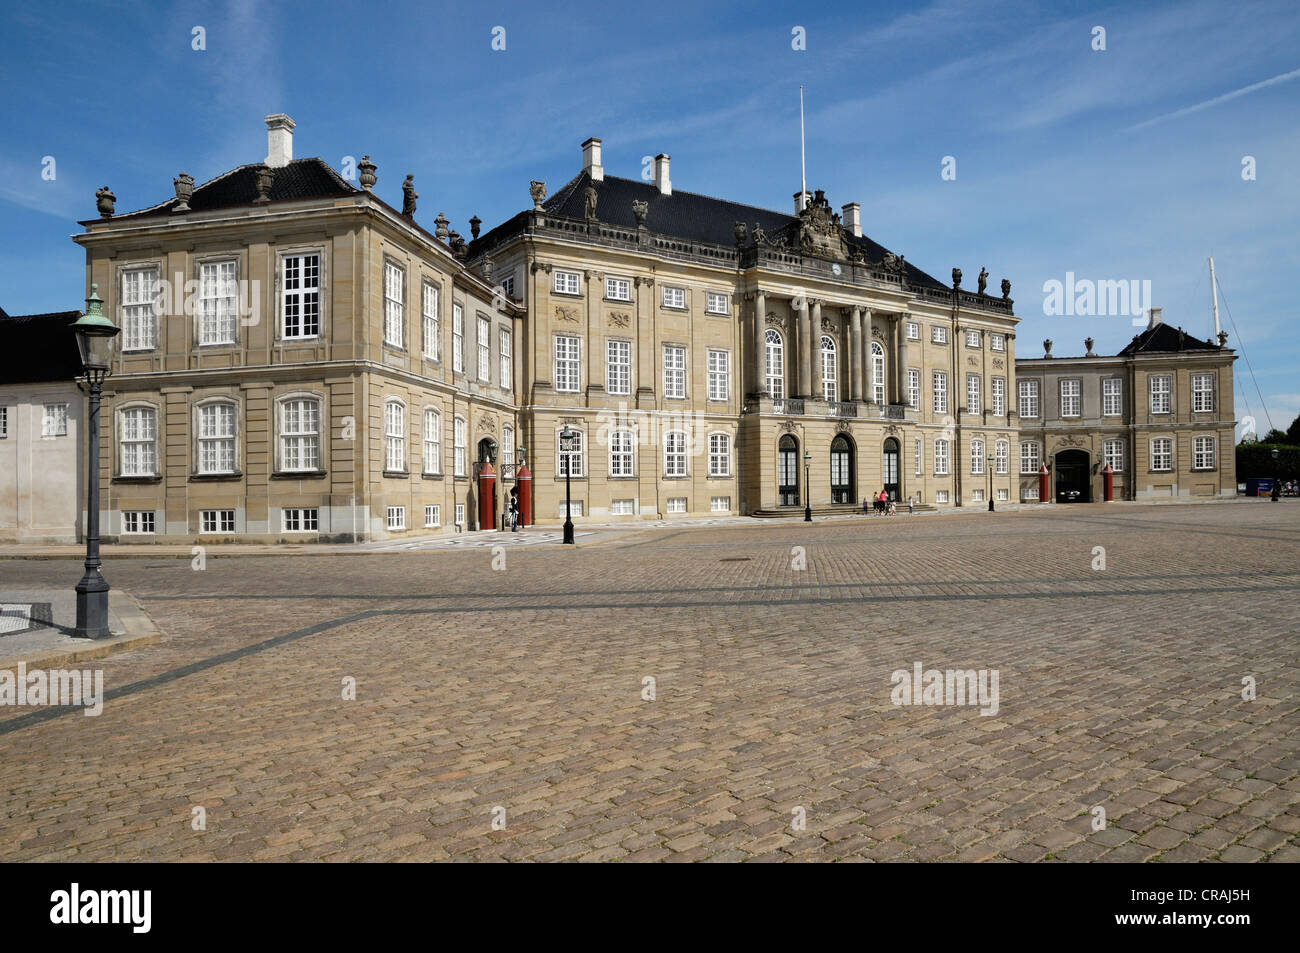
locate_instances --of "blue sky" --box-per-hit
[2,0,1297,431]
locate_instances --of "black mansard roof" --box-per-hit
[471,171,948,290]
[1119,322,1225,356]
[85,158,358,223]
[0,309,85,384]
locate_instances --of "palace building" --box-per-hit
[1,116,1237,543]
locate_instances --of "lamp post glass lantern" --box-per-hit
[72,284,121,639]
[1272,447,1281,501]
[559,427,576,543]
[803,450,813,522]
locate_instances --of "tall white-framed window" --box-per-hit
[455,503,466,526]
[995,439,1009,475]
[906,321,920,340]
[197,401,237,474]
[452,303,464,373]
[555,335,581,392]
[499,327,512,389]
[915,437,923,476]
[383,260,404,348]
[1019,379,1040,418]
[605,276,631,301]
[1193,435,1216,470]
[454,416,467,477]
[990,333,1005,352]
[425,504,441,528]
[1151,437,1173,471]
[932,371,948,414]
[708,432,731,477]
[119,406,156,476]
[609,428,634,477]
[970,438,986,475]
[0,406,8,438]
[282,252,321,339]
[708,349,729,401]
[821,336,838,401]
[499,274,514,299]
[664,430,688,477]
[1021,441,1041,474]
[606,340,631,395]
[663,345,686,399]
[908,368,920,408]
[199,259,238,345]
[121,266,159,350]
[423,408,441,474]
[384,399,406,471]
[965,329,981,349]
[279,396,320,472]
[1150,375,1171,414]
[1192,374,1215,413]
[967,374,982,414]
[871,341,886,404]
[934,439,950,475]
[558,428,584,477]
[386,506,406,530]
[1060,379,1081,417]
[706,292,729,315]
[42,403,69,437]
[764,329,785,399]
[662,286,686,309]
[422,281,439,360]
[502,427,515,467]
[992,377,1006,416]
[553,270,582,295]
[1104,438,1124,472]
[931,325,948,344]
[477,315,491,382]
[1103,377,1123,416]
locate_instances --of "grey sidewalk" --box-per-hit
[0,587,162,671]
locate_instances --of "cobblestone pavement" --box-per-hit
[1,500,1297,862]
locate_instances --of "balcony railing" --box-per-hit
[773,399,804,415]
[828,401,857,417]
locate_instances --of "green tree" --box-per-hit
[1286,414,1300,445]
[1262,428,1288,444]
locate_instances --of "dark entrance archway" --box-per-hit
[778,435,799,506]
[882,437,901,501]
[830,435,854,504]
[476,438,499,529]
[1054,448,1091,503]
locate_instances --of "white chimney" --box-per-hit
[264,113,295,169]
[841,202,861,237]
[1148,306,1163,330]
[653,153,671,196]
[793,190,810,213]
[582,137,603,182]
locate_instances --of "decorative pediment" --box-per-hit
[835,419,853,433]
[792,191,851,261]
[780,419,798,433]
[765,310,786,329]
[871,326,886,340]
[820,316,838,333]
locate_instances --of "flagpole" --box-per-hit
[799,85,807,211]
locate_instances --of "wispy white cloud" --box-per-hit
[1127,66,1300,131]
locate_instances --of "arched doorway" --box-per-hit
[476,438,499,529]
[882,437,900,501]
[830,435,853,503]
[1054,448,1090,502]
[778,435,799,506]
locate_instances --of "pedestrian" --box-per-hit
[509,491,519,531]
[862,496,869,517]
[888,498,897,516]
[907,495,915,515]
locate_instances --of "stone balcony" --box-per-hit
[749,397,917,422]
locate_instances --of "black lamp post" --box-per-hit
[560,426,576,543]
[987,452,995,512]
[71,284,121,639]
[1272,447,1280,502]
[803,450,813,522]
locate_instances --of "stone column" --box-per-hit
[897,312,911,409]
[810,299,824,400]
[892,314,904,406]
[847,308,861,402]
[863,309,875,404]
[634,276,655,409]
[797,295,812,398]
[752,290,766,397]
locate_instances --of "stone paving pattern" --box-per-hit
[1,501,1297,862]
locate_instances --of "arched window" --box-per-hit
[502,425,515,467]
[423,408,441,474]
[278,395,321,472]
[609,428,634,477]
[871,341,886,404]
[664,431,688,477]
[708,432,731,477]
[971,438,986,475]
[454,416,467,476]
[119,405,158,477]
[821,336,837,401]
[995,439,1009,475]
[384,399,406,472]
[764,328,784,399]
[197,400,238,474]
[778,434,799,506]
[830,435,853,503]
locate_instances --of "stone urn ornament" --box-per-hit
[952,266,962,289]
[733,221,748,246]
[358,155,377,190]
[95,186,116,218]
[1085,336,1095,356]
[1001,278,1011,299]
[1043,338,1053,358]
[469,215,482,240]
[632,200,648,227]
[254,165,274,204]
[172,172,195,212]
[434,212,450,241]
[529,180,547,210]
